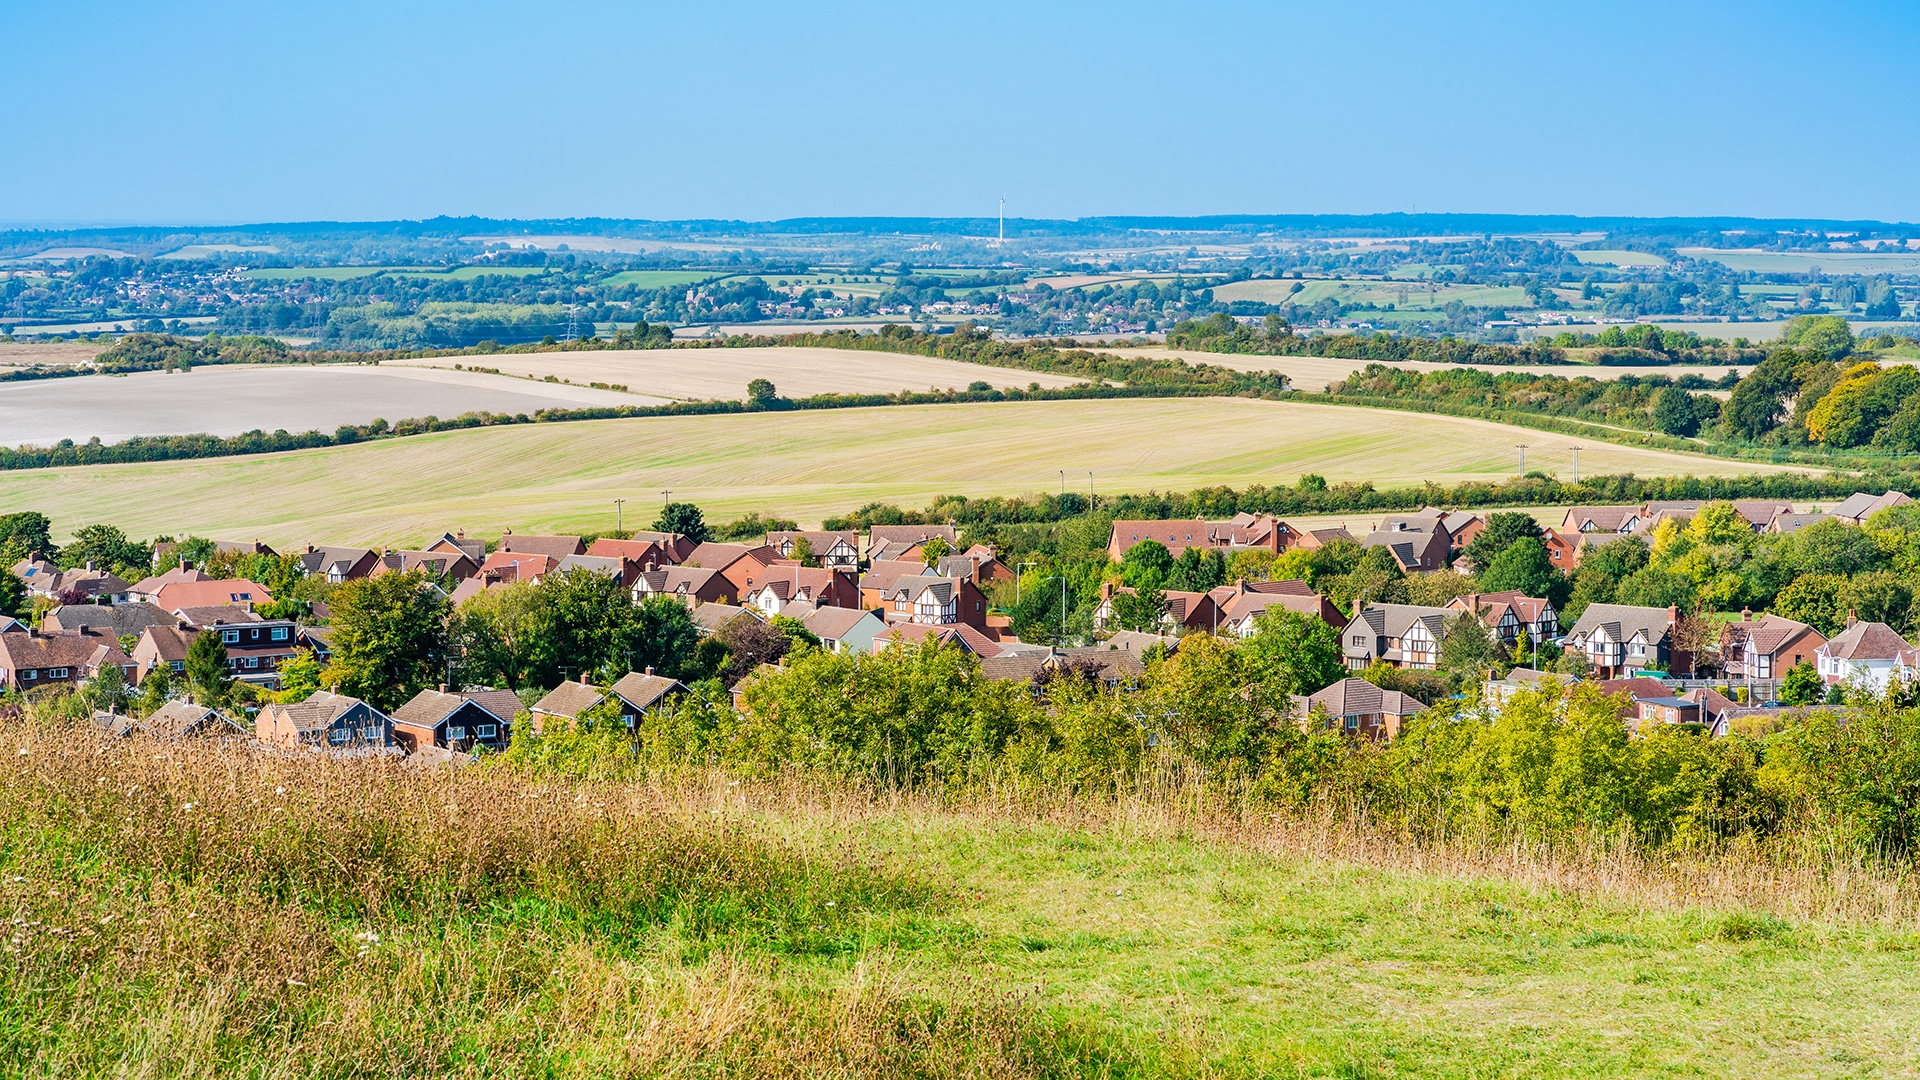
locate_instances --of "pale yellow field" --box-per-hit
[0,342,106,366]
[387,346,1085,400]
[1102,347,1743,392]
[0,397,1809,547]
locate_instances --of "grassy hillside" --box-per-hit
[7,725,1917,1078]
[0,396,1804,545]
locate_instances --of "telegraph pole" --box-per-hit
[1570,446,1581,484]
[614,498,626,533]
[1515,444,1528,476]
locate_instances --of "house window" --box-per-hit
[49,668,68,679]
[477,724,497,739]
[448,726,467,741]
[171,661,185,672]
[222,630,240,644]
[244,657,259,668]
[361,726,382,741]
[329,729,349,744]
[1345,716,1359,730]
[22,670,36,681]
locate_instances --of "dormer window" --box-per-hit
[222,630,240,644]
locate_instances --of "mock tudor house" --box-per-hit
[766,530,861,571]
[389,687,523,753]
[631,565,737,606]
[1210,579,1347,638]
[1295,677,1427,740]
[298,545,381,582]
[681,542,782,593]
[742,564,860,615]
[1360,517,1451,572]
[1562,603,1689,678]
[1720,612,1826,682]
[1445,592,1558,649]
[865,524,959,563]
[875,572,989,630]
[256,691,392,751]
[1341,603,1456,670]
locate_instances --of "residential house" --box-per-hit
[1295,678,1427,740]
[766,530,862,571]
[1634,695,1703,730]
[866,524,959,563]
[372,549,480,582]
[874,621,1004,657]
[1637,500,1793,533]
[126,565,209,603]
[212,540,277,559]
[743,564,860,615]
[1484,667,1578,706]
[148,578,273,612]
[1831,490,1912,526]
[1049,645,1150,687]
[784,602,886,654]
[874,572,989,630]
[1360,518,1451,572]
[1721,611,1826,682]
[1765,513,1833,536]
[933,548,1014,584]
[9,553,59,592]
[0,629,135,691]
[1092,582,1225,635]
[297,545,380,582]
[138,699,250,741]
[979,651,1053,684]
[1208,579,1347,638]
[256,691,392,751]
[620,531,699,564]
[681,542,781,593]
[1293,526,1357,550]
[729,663,783,711]
[1445,592,1558,649]
[1105,519,1224,561]
[1341,603,1456,670]
[554,553,641,588]
[689,603,765,637]
[1543,529,1586,571]
[450,551,555,604]
[13,557,134,603]
[41,601,174,638]
[425,531,488,564]
[606,670,688,726]
[1817,620,1916,691]
[631,565,737,606]
[193,611,301,686]
[389,687,522,753]
[496,532,585,559]
[1440,511,1484,555]
[858,559,930,610]
[528,677,606,732]
[586,536,672,568]
[1563,604,1689,678]
[1679,687,1741,737]
[1562,506,1644,535]
[131,625,194,683]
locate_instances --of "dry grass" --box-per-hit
[387,346,1086,401]
[1098,345,1747,391]
[0,396,1803,546]
[0,342,105,366]
[9,724,1920,1076]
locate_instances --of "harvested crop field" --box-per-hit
[0,396,1806,546]
[0,364,645,447]
[1100,347,1747,392]
[0,342,105,367]
[387,346,1086,400]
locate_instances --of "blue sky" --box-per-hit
[4,1,1918,225]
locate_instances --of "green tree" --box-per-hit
[1438,611,1504,683]
[787,535,816,566]
[59,523,149,572]
[184,629,232,705]
[1651,386,1701,436]
[1772,573,1851,636]
[0,570,25,620]
[1166,546,1228,592]
[746,378,779,407]
[1109,585,1166,632]
[1720,350,1798,439]
[652,502,711,545]
[0,511,54,565]
[1778,661,1822,706]
[1846,571,1913,633]
[1478,536,1559,598]
[919,537,951,566]
[82,662,129,714]
[1464,511,1545,571]
[1241,606,1344,697]
[320,571,450,711]
[273,648,324,703]
[1613,567,1695,613]
[451,581,547,689]
[135,664,172,716]
[1781,314,1854,358]
[1119,540,1174,588]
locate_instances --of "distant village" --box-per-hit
[3,489,1913,758]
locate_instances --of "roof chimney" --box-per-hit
[305,543,315,554]
[438,683,448,693]
[1741,606,1751,622]
[580,672,591,684]
[1847,608,1858,628]
[1667,605,1679,625]
[86,560,96,572]
[644,666,654,677]
[1235,577,1247,596]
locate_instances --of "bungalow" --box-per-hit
[1295,678,1427,740]
[632,565,737,606]
[1484,667,1578,705]
[138,699,250,741]
[866,524,959,564]
[766,530,861,571]
[1294,526,1357,550]
[1721,611,1826,682]
[743,564,860,615]
[528,677,605,732]
[1817,620,1916,691]
[1445,592,1558,649]
[0,629,135,690]
[1831,490,1911,526]
[13,558,134,604]
[126,565,210,603]
[496,532,585,559]
[1342,603,1456,670]
[256,691,392,751]
[297,545,381,582]
[1765,513,1833,536]
[389,687,523,753]
[527,671,688,733]
[1563,604,1688,678]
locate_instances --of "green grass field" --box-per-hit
[0,396,1803,546]
[387,266,552,280]
[1684,249,1920,275]
[9,728,1917,1078]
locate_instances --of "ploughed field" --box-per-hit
[0,395,1803,546]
